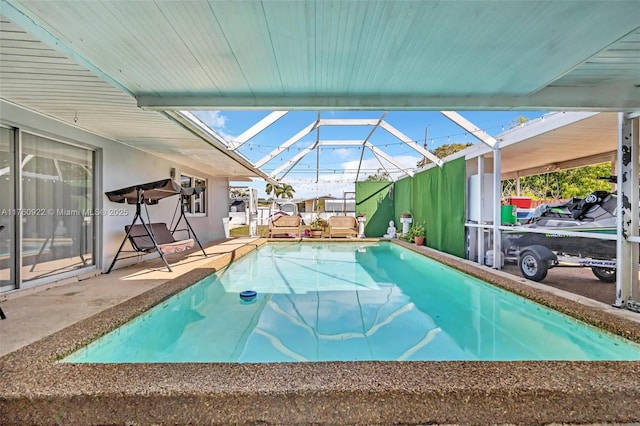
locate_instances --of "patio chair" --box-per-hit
[269,215,301,238]
[328,216,358,238]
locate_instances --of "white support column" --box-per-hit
[515,173,521,196]
[492,148,502,269]
[611,152,618,193]
[477,155,485,265]
[614,114,639,308]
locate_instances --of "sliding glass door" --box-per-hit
[0,127,15,291]
[0,127,96,291]
[21,133,94,282]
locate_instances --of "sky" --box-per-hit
[192,110,546,200]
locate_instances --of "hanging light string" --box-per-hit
[238,121,507,153]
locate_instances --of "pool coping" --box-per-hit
[1,238,639,425]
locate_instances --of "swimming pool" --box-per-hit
[64,242,640,362]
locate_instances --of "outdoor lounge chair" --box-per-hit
[328,216,358,238]
[269,215,301,238]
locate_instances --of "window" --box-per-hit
[180,174,206,215]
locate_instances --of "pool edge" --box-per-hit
[1,237,639,425]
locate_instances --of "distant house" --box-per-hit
[229,199,246,212]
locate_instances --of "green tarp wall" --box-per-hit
[355,157,466,258]
[355,181,394,237]
[392,177,412,219]
[411,157,466,257]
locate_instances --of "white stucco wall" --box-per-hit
[1,100,230,274]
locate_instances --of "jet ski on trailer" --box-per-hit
[502,190,623,282]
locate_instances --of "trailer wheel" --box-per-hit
[519,250,548,282]
[591,267,616,283]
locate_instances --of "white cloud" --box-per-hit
[332,148,353,159]
[340,155,421,181]
[193,110,235,142]
[197,110,227,128]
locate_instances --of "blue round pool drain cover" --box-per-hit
[240,290,257,301]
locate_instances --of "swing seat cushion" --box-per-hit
[125,223,194,254]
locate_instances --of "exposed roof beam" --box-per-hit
[379,121,443,167]
[229,111,288,150]
[440,111,497,148]
[501,151,616,180]
[270,141,317,178]
[368,149,395,182]
[137,86,640,111]
[357,112,388,181]
[254,120,318,168]
[365,142,414,178]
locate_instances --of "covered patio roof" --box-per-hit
[1,1,639,183]
[452,112,620,179]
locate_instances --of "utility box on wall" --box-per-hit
[468,173,495,223]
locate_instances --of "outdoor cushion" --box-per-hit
[125,223,194,254]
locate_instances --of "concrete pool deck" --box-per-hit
[1,237,639,424]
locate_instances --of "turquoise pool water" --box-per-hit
[64,242,640,362]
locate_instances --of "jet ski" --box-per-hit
[502,190,618,282]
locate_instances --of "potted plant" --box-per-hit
[309,217,328,238]
[409,222,425,246]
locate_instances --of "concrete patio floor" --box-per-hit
[0,237,262,357]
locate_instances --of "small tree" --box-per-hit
[417,142,472,167]
[278,183,295,199]
[365,169,391,181]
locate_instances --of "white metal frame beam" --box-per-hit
[440,111,498,148]
[379,121,443,167]
[356,112,388,181]
[317,140,364,146]
[271,141,318,179]
[365,142,414,178]
[254,119,318,168]
[229,111,288,150]
[318,118,380,126]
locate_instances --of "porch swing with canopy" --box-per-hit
[105,178,207,273]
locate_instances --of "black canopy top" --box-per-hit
[180,186,206,196]
[105,178,181,204]
[105,179,207,205]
